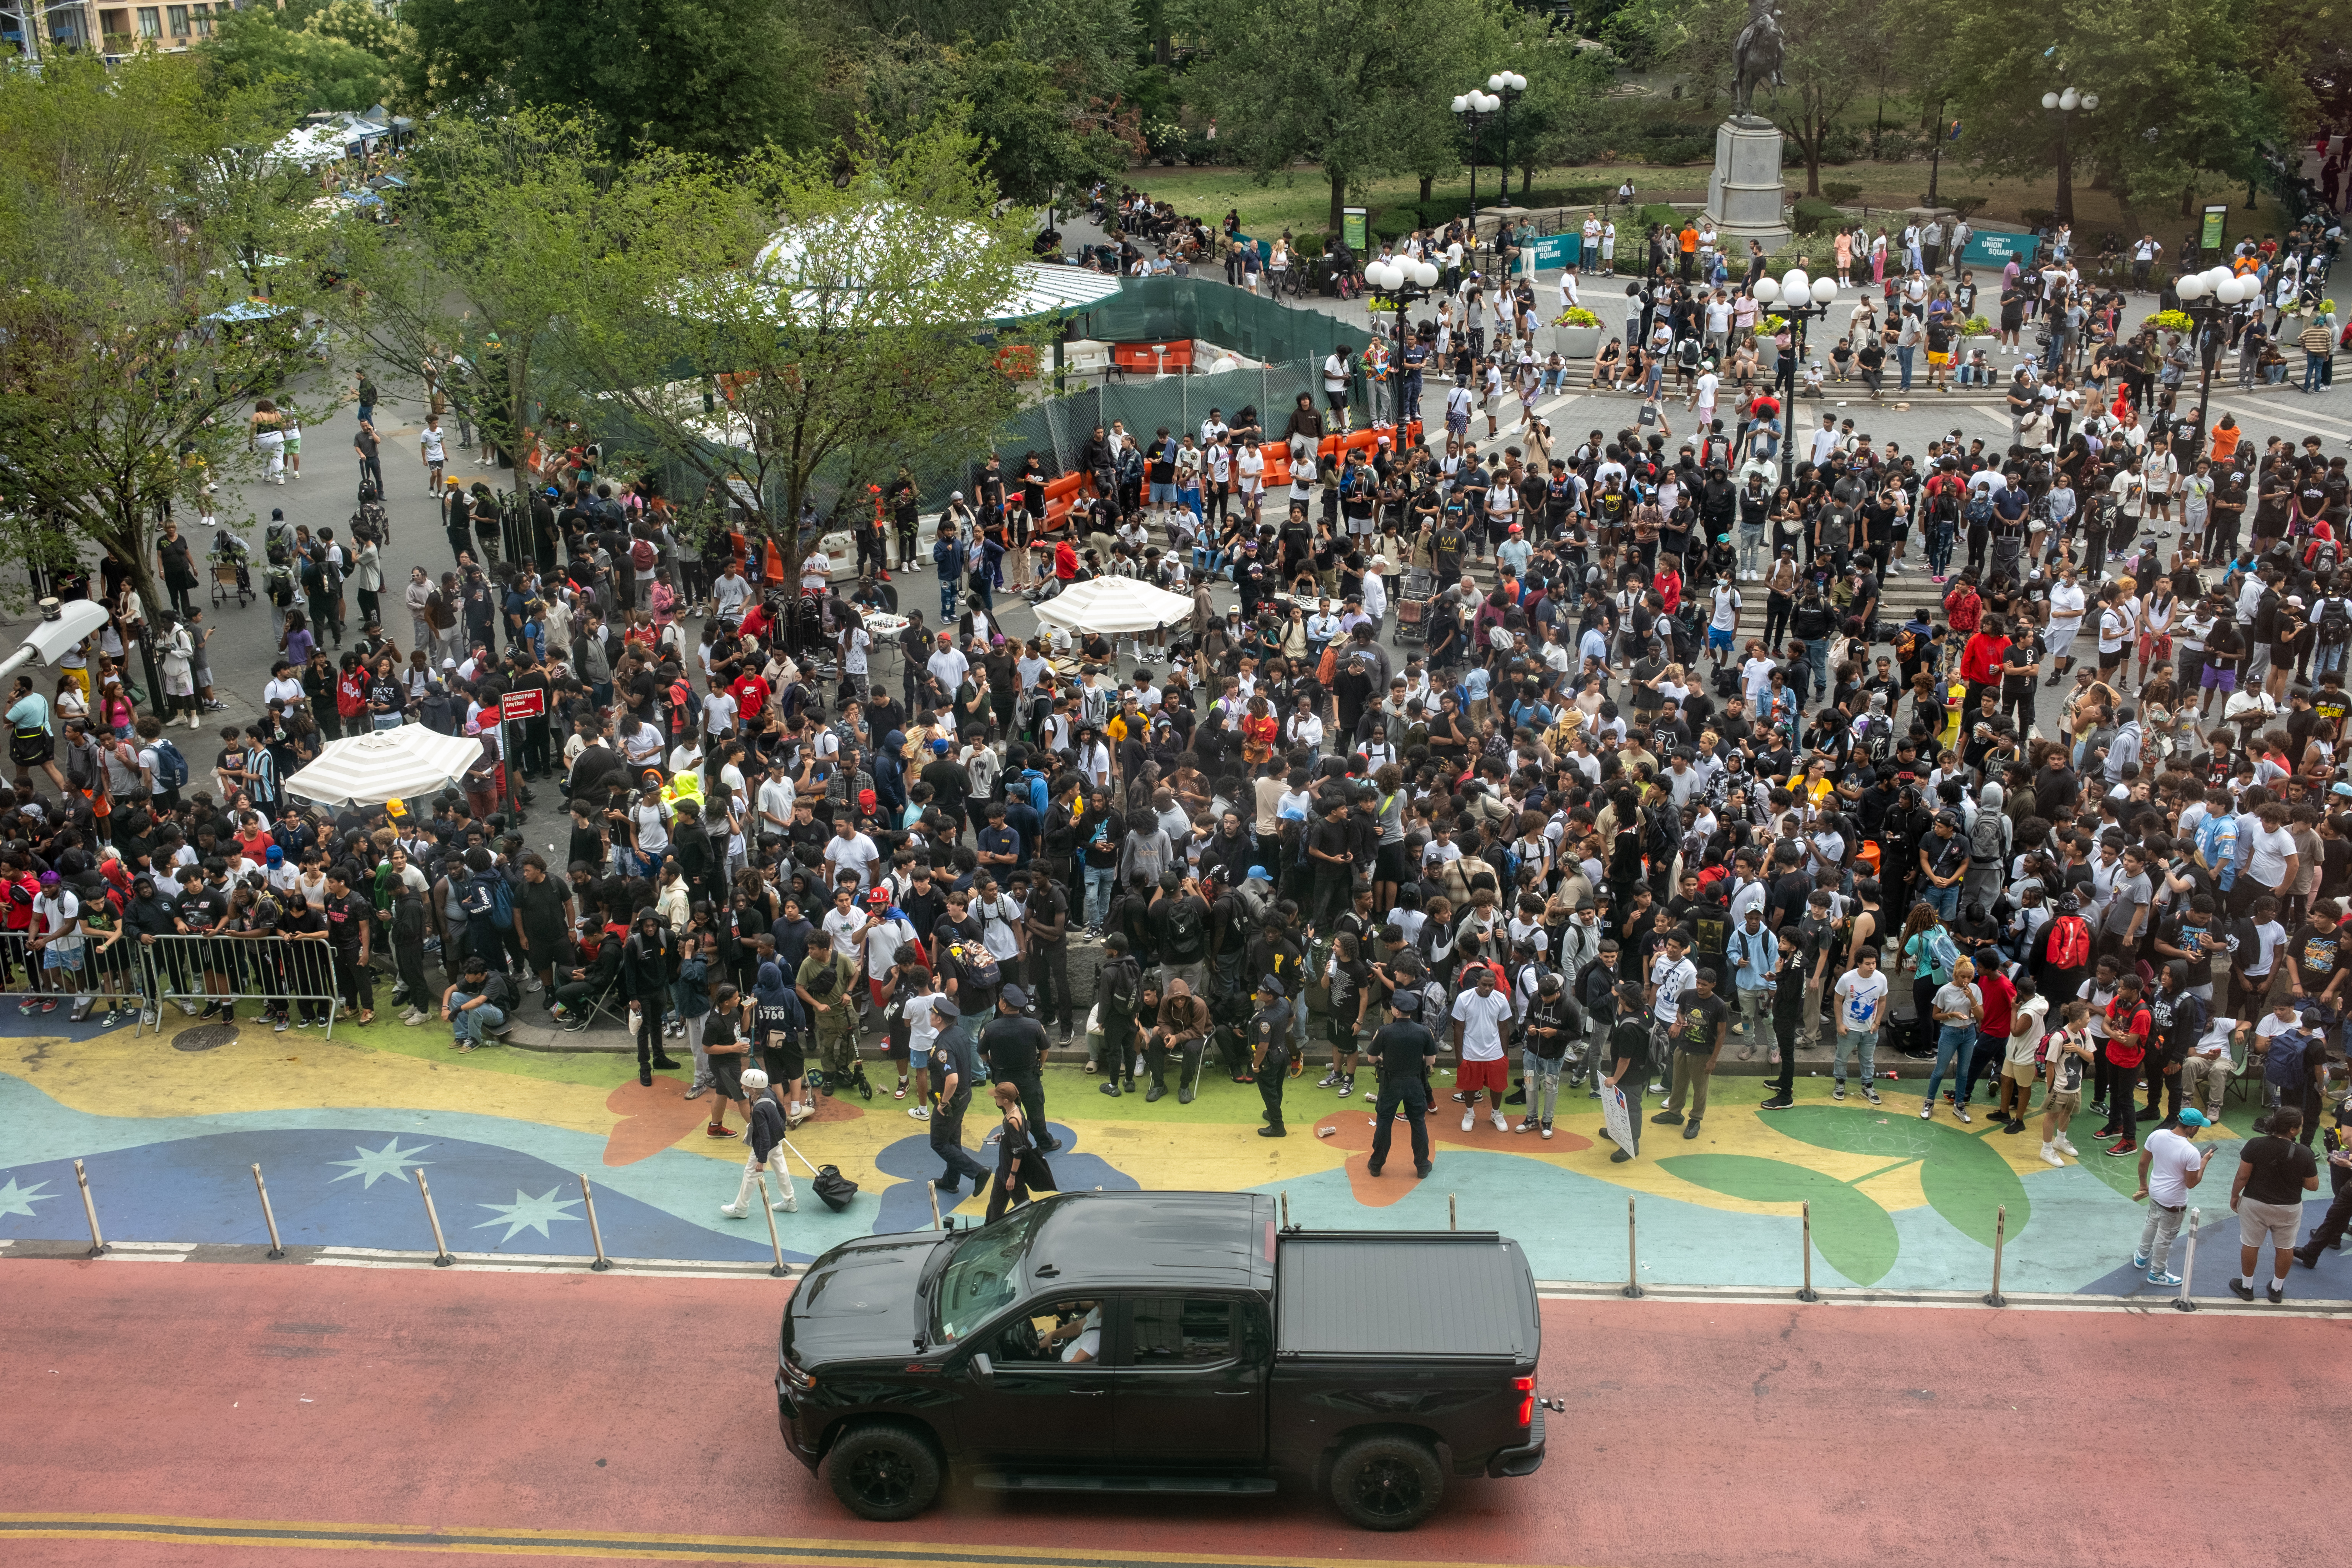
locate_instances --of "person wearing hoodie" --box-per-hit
[621,910,682,1086]
[1963,781,2011,910]
[719,1065,798,1219]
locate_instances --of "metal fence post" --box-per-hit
[578,1173,612,1272]
[250,1163,286,1259]
[927,1180,944,1232]
[1623,1195,1642,1299]
[1983,1204,2007,1308]
[1798,1199,1818,1302]
[2173,1207,2199,1313]
[1448,1193,1458,1231]
[73,1159,106,1258]
[415,1170,455,1266]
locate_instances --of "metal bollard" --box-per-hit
[1280,1191,1291,1230]
[73,1159,107,1258]
[1623,1195,1642,1299]
[250,1164,286,1259]
[578,1174,611,1272]
[2173,1207,2199,1313]
[927,1181,944,1232]
[1983,1204,2007,1308]
[755,1169,788,1279]
[1449,1193,1458,1231]
[1797,1199,1818,1302]
[415,1170,455,1267]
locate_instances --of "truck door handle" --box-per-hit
[1213,1389,1254,1396]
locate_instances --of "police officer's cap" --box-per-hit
[1257,974,1287,999]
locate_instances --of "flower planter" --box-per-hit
[1554,324,1602,359]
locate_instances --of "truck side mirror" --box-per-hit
[969,1353,995,1388]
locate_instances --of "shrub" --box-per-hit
[1948,195,1989,220]
[1790,197,1844,237]
[1637,202,1687,232]
[1821,182,1864,205]
[1960,315,1992,336]
[1562,185,1610,206]
[2020,207,2056,232]
[1557,306,1601,328]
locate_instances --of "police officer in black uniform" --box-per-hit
[1250,975,1293,1137]
[1366,991,1438,1177]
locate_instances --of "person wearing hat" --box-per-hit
[1366,989,1438,1177]
[979,985,1057,1151]
[1249,974,1294,1134]
[719,1065,798,1219]
[2131,1106,2216,1287]
[925,996,991,1195]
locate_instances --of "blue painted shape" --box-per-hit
[868,1123,1137,1235]
[0,1128,779,1263]
[2075,1193,2352,1300]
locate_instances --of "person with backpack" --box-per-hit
[1096,931,1144,1096]
[1964,783,2012,910]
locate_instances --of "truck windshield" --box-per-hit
[932,1206,1043,1341]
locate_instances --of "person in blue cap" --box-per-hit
[2131,1106,2215,1287]
[1250,974,1293,1136]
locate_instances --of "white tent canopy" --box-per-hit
[1033,577,1197,635]
[746,205,1122,327]
[282,726,485,809]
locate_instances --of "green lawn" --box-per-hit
[1120,161,2295,249]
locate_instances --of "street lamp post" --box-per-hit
[1363,255,1444,429]
[2173,265,2253,435]
[1452,90,1500,244]
[1486,71,1528,203]
[2038,86,2101,226]
[1751,267,1842,489]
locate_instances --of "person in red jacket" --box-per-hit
[1958,613,2011,713]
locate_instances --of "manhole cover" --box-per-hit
[171,1024,239,1052]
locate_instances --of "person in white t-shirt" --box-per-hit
[1450,965,1517,1134]
[2131,1108,2216,1284]
[1829,949,1889,1102]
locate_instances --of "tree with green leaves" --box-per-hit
[547,122,1046,570]
[201,0,404,115]
[0,58,337,609]
[1176,0,1511,234]
[396,0,820,161]
[1673,0,1887,197]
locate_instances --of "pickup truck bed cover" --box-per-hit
[1273,1232,1537,1359]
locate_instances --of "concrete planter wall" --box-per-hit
[1555,324,1603,359]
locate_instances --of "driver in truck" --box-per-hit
[1041,1302,1103,1362]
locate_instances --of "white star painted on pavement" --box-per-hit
[326,1138,432,1188]
[0,1176,56,1218]
[472,1187,582,1243]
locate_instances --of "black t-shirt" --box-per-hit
[2238,1134,2318,1206]
[1369,1020,1436,1079]
[1308,817,1352,878]
[978,1014,1047,1076]
[1675,989,1729,1051]
[2289,921,2342,983]
[1607,1016,1650,1073]
[322,890,370,951]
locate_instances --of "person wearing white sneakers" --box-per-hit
[2039,998,2097,1165]
[719,1067,798,1219]
[2131,1107,2216,1287]
[1449,964,1517,1133]
[1920,955,1983,1123]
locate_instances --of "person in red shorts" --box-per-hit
[1450,963,1518,1133]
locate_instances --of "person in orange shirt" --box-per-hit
[2210,412,2242,465]
[1678,222,1699,280]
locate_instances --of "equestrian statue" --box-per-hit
[1732,0,1787,121]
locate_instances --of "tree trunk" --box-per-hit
[2181,181,2195,217]
[1804,108,1824,197]
[1329,168,1346,236]
[1419,174,1434,202]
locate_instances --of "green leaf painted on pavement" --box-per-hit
[1660,1153,1899,1286]
[1762,1106,2030,1248]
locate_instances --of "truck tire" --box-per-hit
[825,1422,942,1522]
[1328,1433,1444,1530]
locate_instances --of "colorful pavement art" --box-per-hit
[5,1009,2347,1299]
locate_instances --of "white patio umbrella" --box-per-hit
[1032,577,1199,635]
[281,726,485,809]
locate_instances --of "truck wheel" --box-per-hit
[825,1422,942,1522]
[1329,1434,1444,1531]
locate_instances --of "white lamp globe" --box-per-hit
[2042,92,2060,110]
[2081,93,2100,110]
[1367,261,1393,290]
[1488,72,1508,91]
[2208,265,2234,291]
[1486,92,1504,110]
[1508,72,1527,91]
[2058,88,2079,111]
[1452,94,1470,112]
[2214,277,2241,305]
[1753,276,1782,304]
[1780,268,1810,301]
[1413,260,1440,288]
[2176,273,2206,301]
[1811,276,1839,304]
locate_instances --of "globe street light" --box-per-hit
[1750,268,1841,488]
[2039,86,2100,226]
[1486,71,1528,210]
[2173,266,2251,437]
[1453,89,1503,253]
[1364,255,1444,427]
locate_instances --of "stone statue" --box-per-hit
[1732,0,1786,122]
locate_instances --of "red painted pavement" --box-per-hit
[1,1261,2332,1568]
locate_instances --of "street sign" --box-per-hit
[1958,230,2041,270]
[498,688,545,722]
[1518,232,1583,275]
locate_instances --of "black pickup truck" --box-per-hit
[776,1190,1547,1530]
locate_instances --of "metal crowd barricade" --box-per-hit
[0,929,144,1022]
[128,931,345,1038]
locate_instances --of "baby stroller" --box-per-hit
[209,531,253,608]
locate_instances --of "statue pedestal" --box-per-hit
[1706,117,1789,257]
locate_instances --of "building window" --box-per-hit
[136,6,161,36]
[191,2,211,32]
[167,4,188,33]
